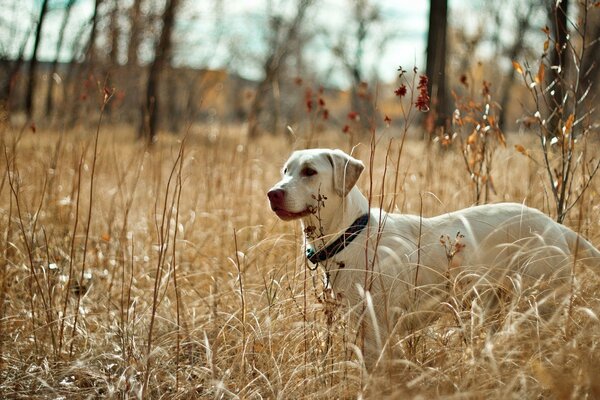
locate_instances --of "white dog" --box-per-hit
[267,148,599,365]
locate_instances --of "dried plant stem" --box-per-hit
[566,188,585,340]
[232,228,247,386]
[518,1,599,223]
[69,97,107,359]
[4,145,52,354]
[143,139,184,396]
[171,142,185,391]
[0,164,13,363]
[414,195,423,302]
[58,150,84,357]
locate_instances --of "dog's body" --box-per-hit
[268,148,600,363]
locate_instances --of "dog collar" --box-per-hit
[306,213,370,264]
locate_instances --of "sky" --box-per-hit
[0,0,496,88]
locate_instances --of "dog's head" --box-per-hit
[267,149,364,221]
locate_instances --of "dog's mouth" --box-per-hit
[271,207,312,221]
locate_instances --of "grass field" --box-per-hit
[0,121,599,399]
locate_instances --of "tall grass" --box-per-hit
[0,121,598,398]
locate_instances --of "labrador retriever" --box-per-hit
[267,148,599,366]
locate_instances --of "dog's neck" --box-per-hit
[301,186,369,249]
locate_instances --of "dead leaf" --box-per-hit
[467,130,478,145]
[564,114,574,135]
[514,144,529,156]
[497,131,506,147]
[464,116,478,125]
[512,61,524,75]
[535,63,545,85]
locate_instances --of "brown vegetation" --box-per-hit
[0,119,598,397]
[0,0,598,398]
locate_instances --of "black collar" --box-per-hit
[306,213,370,264]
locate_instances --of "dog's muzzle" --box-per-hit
[267,188,311,220]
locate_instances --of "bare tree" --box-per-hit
[113,0,144,124]
[167,0,227,132]
[103,0,122,116]
[545,0,569,136]
[425,0,448,127]
[498,2,537,129]
[45,0,76,117]
[1,26,32,110]
[515,0,599,223]
[84,0,102,68]
[247,0,314,138]
[107,1,121,67]
[331,0,383,133]
[140,0,179,144]
[576,1,599,109]
[25,0,50,119]
[66,0,102,127]
[127,0,143,67]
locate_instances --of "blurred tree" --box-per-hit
[108,1,121,67]
[117,0,144,125]
[578,2,600,104]
[83,0,101,71]
[140,0,179,144]
[25,0,50,119]
[247,0,314,138]
[167,0,226,132]
[425,0,448,127]
[332,0,381,133]
[66,0,101,127]
[103,0,122,116]
[45,0,76,118]
[127,0,143,67]
[545,0,569,136]
[497,2,537,130]
[0,25,31,111]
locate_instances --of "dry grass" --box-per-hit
[0,122,599,399]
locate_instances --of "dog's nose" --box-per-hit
[267,188,285,204]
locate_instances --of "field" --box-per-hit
[0,122,599,399]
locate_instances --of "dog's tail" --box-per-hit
[562,225,600,269]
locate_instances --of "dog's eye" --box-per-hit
[283,167,288,174]
[301,167,317,177]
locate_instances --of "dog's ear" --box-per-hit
[326,149,364,197]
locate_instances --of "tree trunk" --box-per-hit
[25,0,50,119]
[127,0,143,67]
[45,0,75,118]
[546,0,569,136]
[349,4,376,134]
[498,3,535,131]
[1,28,32,110]
[123,0,143,124]
[247,0,313,138]
[425,0,448,127]
[104,0,121,117]
[577,4,599,111]
[140,0,179,144]
[247,55,276,138]
[66,0,101,128]
[108,1,120,67]
[85,0,102,68]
